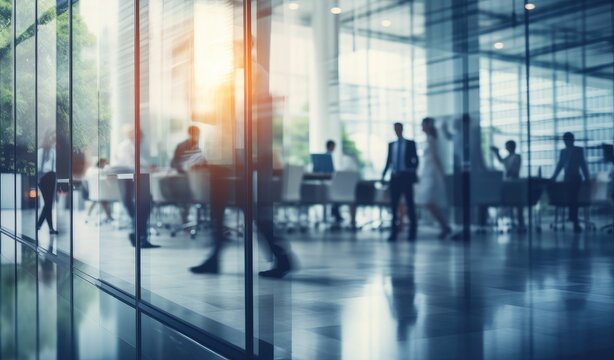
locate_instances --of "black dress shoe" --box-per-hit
[129,233,136,247]
[49,230,59,235]
[140,241,161,249]
[190,258,219,274]
[387,234,398,242]
[259,252,293,278]
[408,233,417,241]
[259,266,290,278]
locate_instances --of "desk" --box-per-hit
[303,172,332,181]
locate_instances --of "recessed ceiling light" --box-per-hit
[330,7,342,14]
[381,19,392,27]
[493,42,504,49]
[525,3,536,10]
[288,2,299,10]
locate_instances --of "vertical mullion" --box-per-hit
[523,0,533,234]
[243,0,254,357]
[34,0,41,356]
[68,0,75,358]
[12,0,18,357]
[134,0,142,359]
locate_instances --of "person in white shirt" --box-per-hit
[109,125,160,248]
[84,158,114,222]
[37,129,58,234]
[491,140,521,179]
[416,118,452,239]
[491,140,526,231]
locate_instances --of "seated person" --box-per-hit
[491,140,525,231]
[324,140,343,226]
[171,125,206,224]
[84,158,114,223]
[171,125,206,173]
[491,140,521,179]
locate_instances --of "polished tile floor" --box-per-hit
[2,211,614,359]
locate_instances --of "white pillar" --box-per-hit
[309,1,341,160]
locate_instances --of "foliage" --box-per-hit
[273,104,365,170]
[0,1,105,176]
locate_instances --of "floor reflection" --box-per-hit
[1,227,614,359]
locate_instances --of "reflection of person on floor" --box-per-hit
[551,132,590,233]
[416,118,452,239]
[37,129,58,235]
[382,122,419,241]
[171,125,206,223]
[110,125,159,248]
[84,158,114,223]
[491,140,526,231]
[390,274,418,341]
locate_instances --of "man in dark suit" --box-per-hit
[551,132,590,233]
[382,122,419,241]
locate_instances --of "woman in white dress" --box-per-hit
[416,117,452,239]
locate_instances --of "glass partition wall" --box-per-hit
[0,0,613,358]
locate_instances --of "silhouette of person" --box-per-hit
[491,140,521,179]
[551,132,590,233]
[189,40,294,278]
[110,125,159,248]
[416,118,452,239]
[84,158,114,223]
[491,140,525,231]
[37,129,58,234]
[171,125,205,173]
[171,125,206,224]
[325,139,344,226]
[382,122,419,241]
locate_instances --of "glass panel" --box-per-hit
[15,0,37,242]
[72,0,136,293]
[0,235,17,359]
[0,0,15,235]
[73,275,136,358]
[528,1,614,234]
[138,0,246,348]
[15,243,38,358]
[251,1,474,358]
[37,0,71,255]
[141,314,226,360]
[38,253,72,359]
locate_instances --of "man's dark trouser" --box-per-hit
[565,177,581,224]
[389,172,416,237]
[117,175,151,240]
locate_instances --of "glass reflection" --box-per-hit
[72,0,136,293]
[0,235,17,359]
[0,0,15,235]
[73,276,136,358]
[0,0,612,358]
[15,0,37,242]
[37,0,71,255]
[16,243,37,358]
[138,0,246,348]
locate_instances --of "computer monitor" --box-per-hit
[311,153,334,173]
[602,144,614,163]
